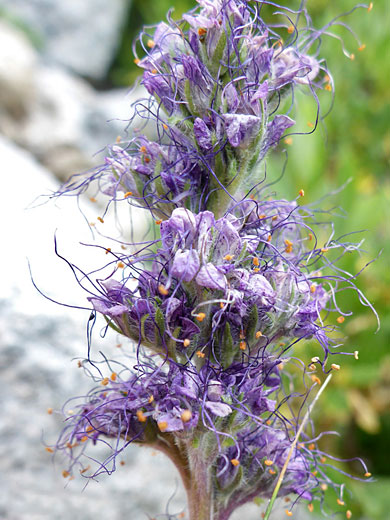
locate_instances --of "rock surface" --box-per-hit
[0,0,130,80]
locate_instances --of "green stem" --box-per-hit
[263,373,333,520]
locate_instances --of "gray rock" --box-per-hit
[0,0,131,80]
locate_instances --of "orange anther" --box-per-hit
[163,123,168,130]
[196,312,206,322]
[308,503,314,513]
[266,419,272,425]
[256,331,263,339]
[151,69,157,74]
[134,58,140,65]
[272,215,278,221]
[110,372,117,381]
[284,137,293,145]
[239,341,246,350]
[325,84,332,92]
[264,459,274,466]
[89,197,97,203]
[120,460,125,466]
[101,377,109,386]
[148,395,154,403]
[105,247,111,254]
[321,483,328,491]
[337,316,345,323]
[45,447,54,453]
[358,44,366,51]
[158,284,169,296]
[97,217,104,224]
[267,234,272,242]
[307,121,314,128]
[117,262,125,269]
[86,425,94,433]
[230,458,240,466]
[139,146,147,153]
[198,28,207,36]
[299,189,305,197]
[285,510,293,517]
[350,53,355,61]
[47,408,53,415]
[311,375,321,385]
[269,468,276,475]
[62,470,70,478]
[346,511,352,519]
[320,456,326,463]
[331,363,341,371]
[147,39,155,48]
[181,410,192,422]
[287,25,295,34]
[80,436,88,442]
[364,472,372,477]
[183,339,191,347]
[337,499,345,506]
[155,219,162,225]
[253,257,260,266]
[158,421,168,432]
[308,233,313,241]
[321,247,329,253]
[124,191,133,198]
[308,443,315,451]
[224,254,234,261]
[196,350,205,358]
[136,410,147,422]
[368,2,373,11]
[310,284,316,293]
[253,267,260,273]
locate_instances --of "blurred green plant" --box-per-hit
[108,1,390,518]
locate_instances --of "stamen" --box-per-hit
[337,316,345,323]
[298,189,305,197]
[158,421,168,432]
[196,350,205,358]
[124,191,133,198]
[158,284,169,296]
[346,511,352,519]
[97,217,104,224]
[110,372,117,381]
[183,339,190,347]
[239,341,246,350]
[308,504,314,513]
[181,410,192,422]
[337,499,345,506]
[255,331,263,339]
[230,459,240,466]
[101,377,109,386]
[253,257,260,266]
[331,363,341,371]
[224,254,234,261]
[196,312,206,322]
[147,39,155,48]
[137,410,147,422]
[264,459,274,466]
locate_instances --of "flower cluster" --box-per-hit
[50,1,375,519]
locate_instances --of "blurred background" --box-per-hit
[0,0,388,519]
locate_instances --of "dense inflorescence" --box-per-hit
[50,1,375,519]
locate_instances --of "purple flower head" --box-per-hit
[50,2,376,518]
